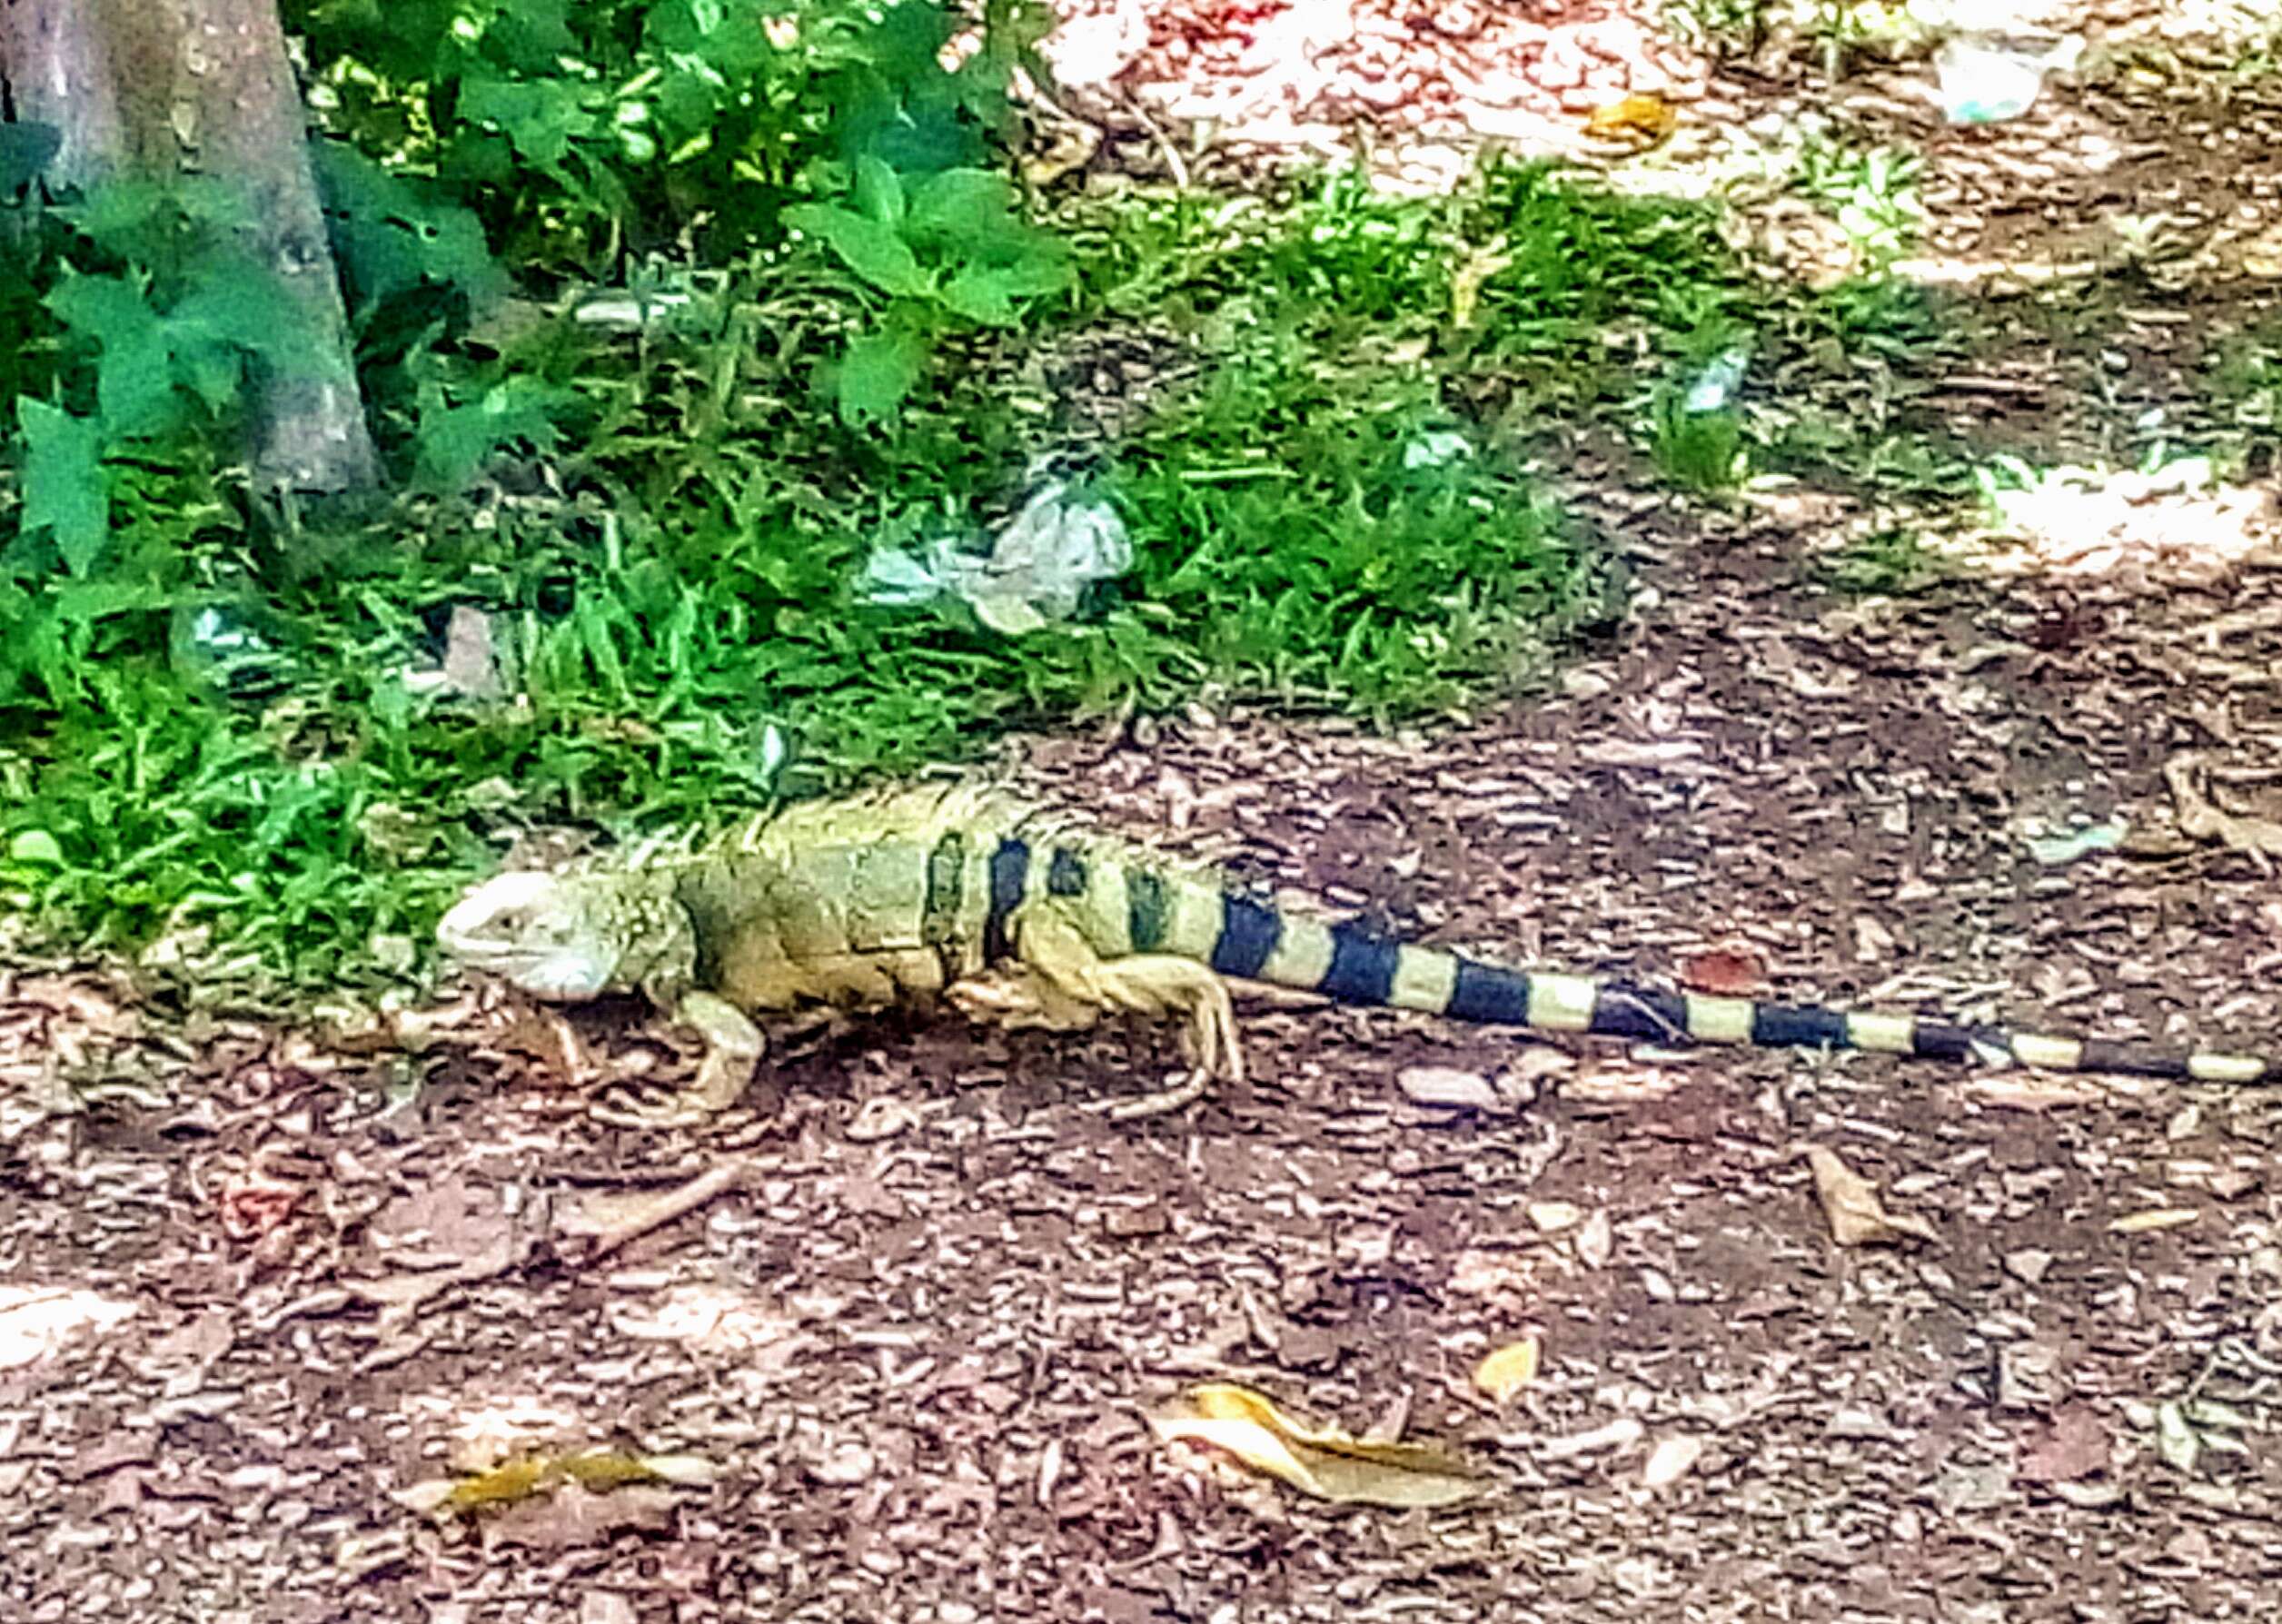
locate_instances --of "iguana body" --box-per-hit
[435,781,2273,1120]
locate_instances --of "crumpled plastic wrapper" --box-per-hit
[858,481,1134,635]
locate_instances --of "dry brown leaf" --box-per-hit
[2018,1404,2111,1485]
[0,1286,137,1371]
[557,1163,749,1258]
[845,1095,924,1141]
[1964,1074,2108,1111]
[216,1179,300,1242]
[1851,914,1899,962]
[1680,947,1765,996]
[1151,1382,1486,1509]
[1573,1208,1614,1270]
[2109,1207,2199,1234]
[484,1482,681,1550]
[342,1269,465,1313]
[1539,1415,1646,1461]
[367,1175,520,1261]
[1472,1339,1541,1404]
[2164,753,2282,871]
[1801,1145,1938,1247]
[442,605,508,698]
[608,1286,818,1366]
[1575,737,1702,768]
[580,1591,640,1624]
[1399,1065,1502,1111]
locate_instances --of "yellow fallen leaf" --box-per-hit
[1151,1382,1486,1509]
[1801,1144,1939,1247]
[403,1450,718,1516]
[2109,1207,2199,1234]
[1473,1339,1541,1404]
[1583,93,1678,149]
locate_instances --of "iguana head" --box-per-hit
[436,868,694,1003]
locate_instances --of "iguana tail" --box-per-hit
[1015,835,2271,1085]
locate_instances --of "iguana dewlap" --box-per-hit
[435,781,2272,1121]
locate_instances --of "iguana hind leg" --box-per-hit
[947,905,1244,1119]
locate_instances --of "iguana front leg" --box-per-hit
[592,990,767,1128]
[680,991,767,1111]
[948,906,1244,1119]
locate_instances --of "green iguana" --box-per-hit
[435,780,2273,1122]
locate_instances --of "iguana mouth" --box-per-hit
[435,879,619,1001]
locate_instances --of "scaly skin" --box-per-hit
[436,781,2275,1123]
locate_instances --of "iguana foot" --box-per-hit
[946,968,1098,1033]
[588,990,767,1130]
[958,908,1247,1118]
[952,970,1219,1119]
[1092,953,1245,1092]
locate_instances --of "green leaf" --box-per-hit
[866,0,957,79]
[651,68,721,145]
[61,180,169,247]
[0,122,60,193]
[45,272,151,341]
[170,268,308,363]
[853,155,907,226]
[99,322,178,436]
[993,246,1074,298]
[459,76,596,168]
[783,203,928,297]
[936,253,1069,323]
[490,0,578,66]
[6,830,65,866]
[171,175,256,232]
[171,337,245,414]
[642,0,772,74]
[412,377,568,492]
[907,167,1019,253]
[46,273,178,436]
[312,143,509,312]
[834,327,928,428]
[938,265,1017,325]
[16,399,110,575]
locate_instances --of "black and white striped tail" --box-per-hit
[968,830,2273,1086]
[1387,960,2272,1084]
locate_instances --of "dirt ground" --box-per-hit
[8,5,2282,1621]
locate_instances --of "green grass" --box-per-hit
[1791,135,1923,271]
[0,155,1962,994]
[2204,314,2282,468]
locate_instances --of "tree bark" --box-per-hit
[0,0,378,495]
[0,0,127,192]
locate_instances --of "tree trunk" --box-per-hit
[0,0,378,495]
[0,0,127,193]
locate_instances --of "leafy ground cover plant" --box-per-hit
[0,2,1963,989]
